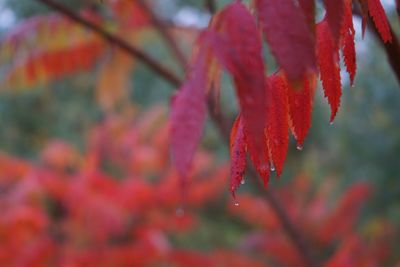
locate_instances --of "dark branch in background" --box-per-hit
[34,0,181,87]
[205,0,217,14]
[370,22,400,85]
[353,6,400,85]
[35,0,320,266]
[136,0,188,69]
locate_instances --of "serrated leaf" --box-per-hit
[368,0,393,43]
[256,0,316,81]
[265,75,289,176]
[209,2,269,181]
[342,0,357,85]
[317,20,342,123]
[230,115,246,197]
[287,73,316,147]
[324,0,345,47]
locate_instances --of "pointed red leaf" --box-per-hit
[256,0,316,81]
[357,0,369,38]
[211,2,269,181]
[287,74,316,147]
[368,0,392,43]
[342,0,357,85]
[230,115,247,197]
[170,56,207,186]
[324,0,345,47]
[317,20,342,122]
[265,75,289,176]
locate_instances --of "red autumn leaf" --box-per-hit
[324,0,345,47]
[209,2,269,181]
[368,0,393,43]
[299,0,316,32]
[342,0,357,85]
[170,56,207,186]
[229,115,246,197]
[317,20,342,123]
[256,0,316,81]
[357,0,370,38]
[265,75,289,176]
[287,74,316,148]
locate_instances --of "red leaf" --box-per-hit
[265,75,289,176]
[357,0,369,38]
[317,20,342,123]
[230,115,246,197]
[299,0,316,32]
[256,0,316,81]
[341,0,357,85]
[170,56,207,186]
[211,2,269,181]
[324,0,345,47]
[287,73,316,148]
[368,0,392,43]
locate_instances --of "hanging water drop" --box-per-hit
[234,202,240,207]
[296,144,303,151]
[330,121,334,125]
[270,163,275,172]
[241,179,245,185]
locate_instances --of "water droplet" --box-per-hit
[234,202,240,207]
[330,121,334,125]
[176,207,185,217]
[270,163,275,172]
[296,144,303,151]
[241,179,245,185]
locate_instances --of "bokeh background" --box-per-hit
[0,0,399,266]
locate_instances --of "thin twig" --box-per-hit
[34,0,181,87]
[136,0,188,69]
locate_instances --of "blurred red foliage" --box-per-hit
[0,106,394,266]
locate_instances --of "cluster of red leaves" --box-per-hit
[170,0,393,196]
[0,105,395,266]
[229,176,395,267]
[0,106,231,267]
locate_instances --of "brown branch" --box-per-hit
[34,0,181,87]
[36,0,319,265]
[136,0,188,69]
